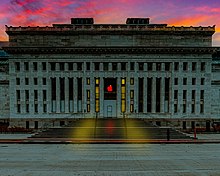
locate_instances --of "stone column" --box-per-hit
[99,77,104,117]
[152,77,156,113]
[65,77,69,113]
[47,78,51,113]
[143,77,148,113]
[117,77,121,117]
[56,77,60,113]
[134,76,138,113]
[73,77,78,113]
[83,77,87,115]
[126,77,130,114]
[160,77,165,113]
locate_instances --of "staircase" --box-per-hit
[31,118,192,140]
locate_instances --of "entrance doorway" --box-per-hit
[103,78,117,118]
[107,105,112,118]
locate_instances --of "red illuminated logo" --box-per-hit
[107,85,113,92]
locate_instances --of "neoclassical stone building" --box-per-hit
[2,18,220,128]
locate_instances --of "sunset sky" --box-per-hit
[0,0,220,46]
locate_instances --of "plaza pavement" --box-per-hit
[0,143,220,176]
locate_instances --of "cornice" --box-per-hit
[3,47,217,55]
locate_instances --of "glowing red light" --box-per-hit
[107,85,113,92]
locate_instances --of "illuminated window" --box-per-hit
[130,90,134,99]
[87,104,90,112]
[87,78,90,85]
[121,78,125,85]
[96,78,99,85]
[130,104,134,113]
[121,78,126,113]
[130,78,134,85]
[95,78,100,112]
[87,90,90,100]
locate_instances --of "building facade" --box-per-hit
[2,18,220,128]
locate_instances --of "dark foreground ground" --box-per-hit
[0,143,220,176]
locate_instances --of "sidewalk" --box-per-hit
[0,133,220,144]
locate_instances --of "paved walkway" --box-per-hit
[0,143,220,176]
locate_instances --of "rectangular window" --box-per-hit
[130,78,134,85]
[130,104,134,113]
[95,78,100,112]
[43,104,47,113]
[174,90,178,99]
[43,90,46,101]
[112,63,117,71]
[42,62,46,71]
[138,63,144,71]
[130,62,134,71]
[60,63,65,71]
[77,62,82,71]
[191,104,195,113]
[87,78,90,85]
[183,90,187,100]
[26,104,29,113]
[16,78,20,85]
[24,62,29,71]
[43,78,46,85]
[201,62,205,71]
[103,63,109,71]
[34,90,38,100]
[201,78,205,85]
[183,104,186,113]
[183,78,187,85]
[165,63,170,71]
[174,104,178,113]
[87,104,90,112]
[68,63,73,70]
[34,78,38,85]
[192,90,195,100]
[16,90,20,101]
[87,90,90,100]
[183,62,188,71]
[156,63,161,71]
[50,63,56,71]
[25,90,29,100]
[17,104,21,113]
[121,78,126,113]
[86,62,90,71]
[192,78,196,85]
[33,62,38,71]
[200,104,204,113]
[94,63,100,71]
[174,62,179,71]
[174,78,178,85]
[130,90,134,99]
[192,62,196,71]
[148,63,152,71]
[34,104,38,113]
[121,63,126,71]
[15,62,20,71]
[25,78,29,85]
[200,90,204,100]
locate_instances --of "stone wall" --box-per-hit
[9,33,212,47]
